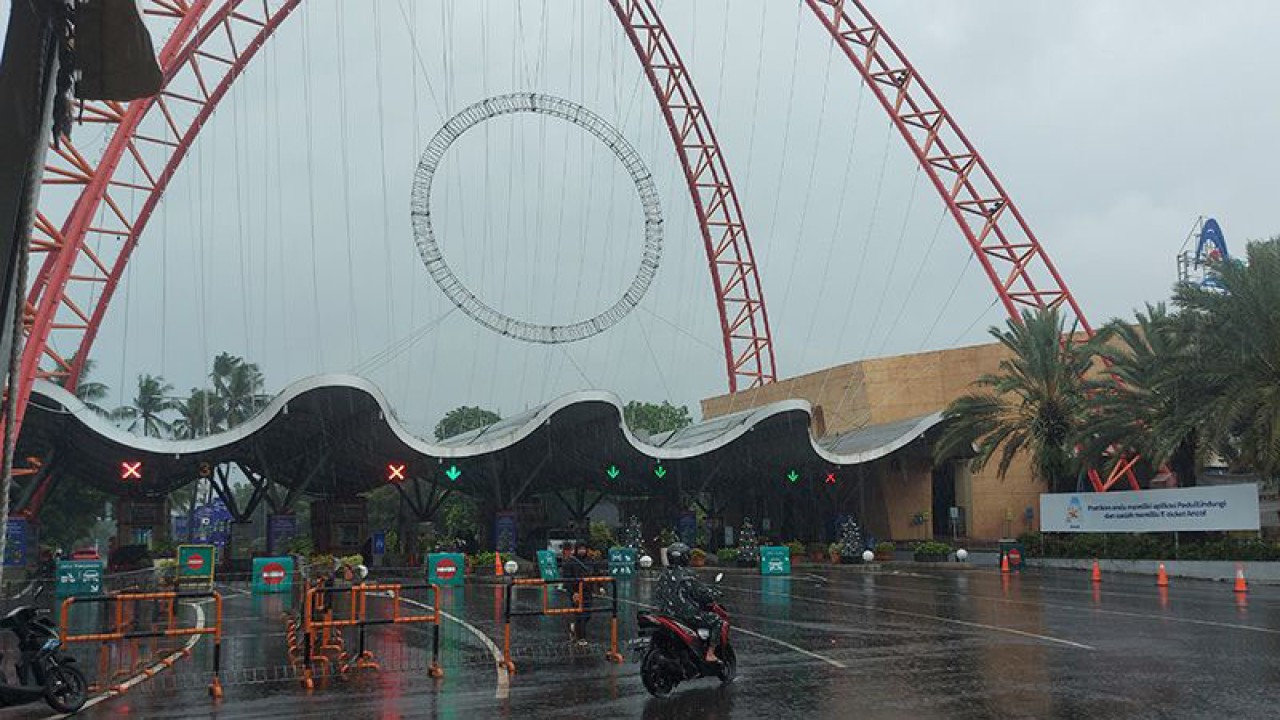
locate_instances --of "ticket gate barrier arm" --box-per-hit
[502,576,624,673]
[59,590,224,698]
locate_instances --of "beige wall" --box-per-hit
[702,341,1048,541]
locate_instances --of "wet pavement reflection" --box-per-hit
[1,565,1276,718]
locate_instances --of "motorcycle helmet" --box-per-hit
[667,542,691,567]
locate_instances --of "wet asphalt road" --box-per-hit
[4,564,1278,719]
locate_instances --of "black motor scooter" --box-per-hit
[635,573,737,698]
[0,587,87,713]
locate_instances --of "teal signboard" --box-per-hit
[608,547,637,578]
[251,556,295,594]
[427,553,465,586]
[536,550,560,581]
[56,560,104,597]
[760,546,791,576]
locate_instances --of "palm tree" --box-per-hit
[1078,304,1204,485]
[70,355,112,418]
[172,388,222,439]
[209,352,268,428]
[1170,238,1280,477]
[115,374,178,438]
[934,307,1102,493]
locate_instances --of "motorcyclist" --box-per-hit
[654,543,722,663]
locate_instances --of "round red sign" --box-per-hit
[186,553,205,571]
[1008,548,1023,566]
[435,558,458,580]
[261,562,286,586]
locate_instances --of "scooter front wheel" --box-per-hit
[716,643,737,683]
[640,647,677,698]
[44,664,87,714]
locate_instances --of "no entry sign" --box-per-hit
[252,556,295,594]
[428,553,465,587]
[177,545,216,585]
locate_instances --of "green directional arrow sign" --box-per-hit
[786,470,800,483]
[444,465,462,481]
[654,465,667,479]
[606,465,620,480]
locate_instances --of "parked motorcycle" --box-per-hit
[635,573,737,697]
[0,587,87,713]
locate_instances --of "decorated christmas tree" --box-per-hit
[837,515,864,561]
[619,516,644,551]
[736,517,760,565]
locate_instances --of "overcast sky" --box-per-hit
[4,1,1278,434]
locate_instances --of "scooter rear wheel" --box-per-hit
[44,664,87,714]
[640,647,676,698]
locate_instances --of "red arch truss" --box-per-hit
[19,0,778,452]
[804,0,1092,334]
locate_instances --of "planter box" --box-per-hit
[914,553,949,563]
[874,551,894,562]
[839,555,865,564]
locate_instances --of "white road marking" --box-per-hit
[45,599,210,719]
[734,586,1095,651]
[400,596,510,700]
[616,596,848,669]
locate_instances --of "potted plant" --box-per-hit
[912,541,953,563]
[874,542,896,562]
[786,540,806,562]
[656,528,678,566]
[828,543,843,563]
[805,542,826,563]
[690,548,707,567]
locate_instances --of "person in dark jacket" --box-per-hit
[654,543,723,662]
[560,542,598,645]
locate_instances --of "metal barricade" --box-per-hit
[502,576,624,674]
[290,581,443,689]
[59,590,224,698]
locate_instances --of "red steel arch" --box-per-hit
[804,0,1092,334]
[19,0,777,446]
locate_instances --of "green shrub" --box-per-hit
[690,548,707,563]
[1027,532,1280,561]
[589,521,616,551]
[716,548,738,564]
[785,540,806,558]
[912,541,953,556]
[471,551,497,570]
[875,541,896,554]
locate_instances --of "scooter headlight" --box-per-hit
[41,638,60,652]
[697,629,710,640]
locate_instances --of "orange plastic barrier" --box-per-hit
[294,581,443,689]
[502,576,624,674]
[60,590,224,698]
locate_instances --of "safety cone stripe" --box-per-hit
[1234,566,1248,593]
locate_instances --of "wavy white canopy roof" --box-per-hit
[19,374,943,498]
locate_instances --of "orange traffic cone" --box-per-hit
[1156,562,1170,587]
[1000,553,1010,574]
[1091,560,1102,583]
[494,551,504,577]
[1233,565,1248,593]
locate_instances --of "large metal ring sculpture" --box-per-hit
[411,93,663,344]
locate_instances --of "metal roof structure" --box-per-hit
[17,375,944,501]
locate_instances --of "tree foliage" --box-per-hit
[434,406,500,441]
[934,308,1102,493]
[623,400,693,437]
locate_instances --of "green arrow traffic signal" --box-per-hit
[654,465,667,479]
[786,470,799,483]
[606,465,620,480]
[444,465,462,481]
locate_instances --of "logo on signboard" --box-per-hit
[261,562,286,586]
[186,553,205,571]
[1066,496,1084,529]
[436,558,458,580]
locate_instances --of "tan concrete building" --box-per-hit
[702,340,1045,543]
